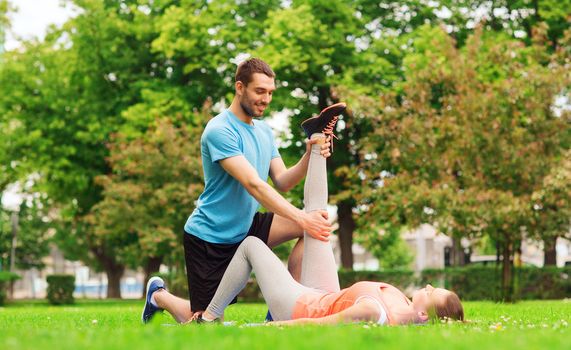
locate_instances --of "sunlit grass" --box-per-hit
[1,299,570,349]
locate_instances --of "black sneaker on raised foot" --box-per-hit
[301,102,346,151]
[300,102,346,138]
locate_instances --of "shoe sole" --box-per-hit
[141,276,164,324]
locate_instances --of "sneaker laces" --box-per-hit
[322,116,339,152]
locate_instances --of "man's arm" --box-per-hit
[270,137,331,192]
[270,299,382,326]
[219,155,331,241]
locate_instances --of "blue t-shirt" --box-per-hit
[184,109,281,244]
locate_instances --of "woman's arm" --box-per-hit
[270,298,382,326]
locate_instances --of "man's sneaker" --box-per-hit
[194,313,221,324]
[301,102,346,151]
[141,276,165,324]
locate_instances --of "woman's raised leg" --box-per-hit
[301,133,340,293]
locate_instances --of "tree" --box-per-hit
[141,0,431,269]
[347,24,570,300]
[438,0,571,47]
[531,150,571,265]
[2,0,569,290]
[12,199,52,270]
[151,0,282,108]
[89,0,571,271]
[0,199,51,272]
[255,0,432,269]
[0,209,11,270]
[0,0,11,52]
[0,0,183,297]
[89,113,206,292]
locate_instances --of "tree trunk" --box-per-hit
[337,201,355,269]
[501,241,514,302]
[89,242,125,299]
[104,261,125,299]
[495,241,501,265]
[450,237,466,266]
[543,236,558,266]
[533,0,541,22]
[142,256,163,296]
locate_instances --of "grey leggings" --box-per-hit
[205,133,340,320]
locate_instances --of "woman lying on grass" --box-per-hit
[144,134,464,326]
[196,236,464,326]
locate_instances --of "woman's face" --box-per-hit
[412,284,449,311]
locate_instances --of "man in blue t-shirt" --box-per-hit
[142,58,346,324]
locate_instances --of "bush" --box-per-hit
[0,271,20,306]
[421,266,571,301]
[421,266,503,301]
[46,274,75,305]
[516,266,571,300]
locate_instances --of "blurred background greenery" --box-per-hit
[0,0,569,302]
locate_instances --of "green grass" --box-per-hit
[1,299,570,349]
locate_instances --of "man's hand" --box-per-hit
[305,136,332,158]
[299,210,331,241]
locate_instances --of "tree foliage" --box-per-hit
[531,149,571,264]
[347,25,570,299]
[1,0,570,300]
[88,115,206,284]
[0,0,176,296]
[0,199,51,271]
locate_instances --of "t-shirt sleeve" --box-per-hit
[266,126,281,159]
[204,125,242,163]
[271,143,281,159]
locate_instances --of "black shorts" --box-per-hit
[183,212,274,311]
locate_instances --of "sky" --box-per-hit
[4,0,76,51]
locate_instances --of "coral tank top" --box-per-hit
[292,281,412,325]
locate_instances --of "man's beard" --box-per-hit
[239,93,266,118]
[240,101,257,117]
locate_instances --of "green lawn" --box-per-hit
[1,299,570,350]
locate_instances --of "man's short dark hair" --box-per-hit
[235,58,275,86]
